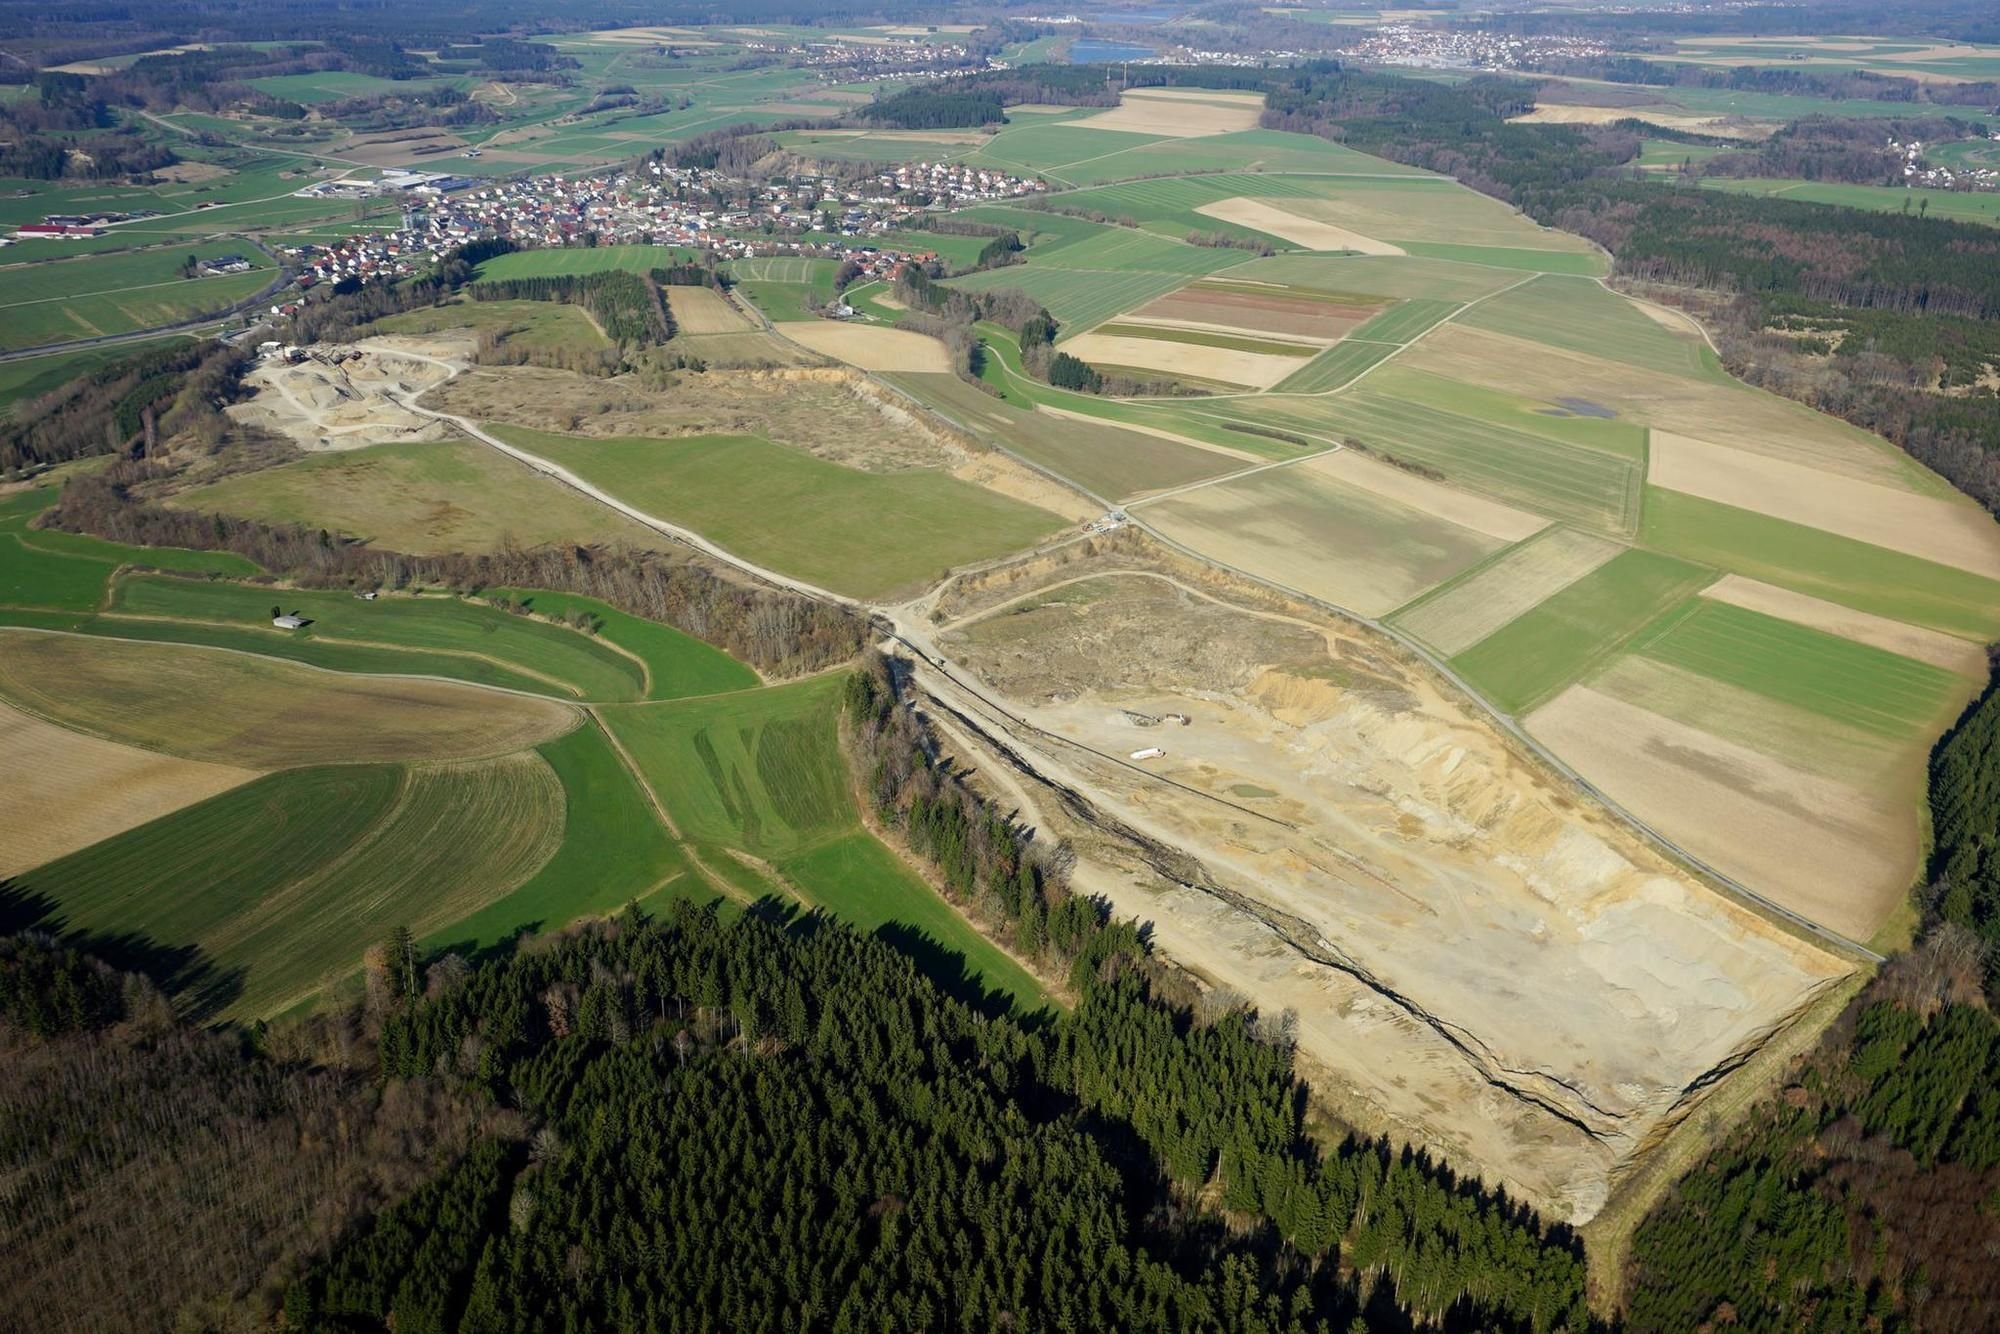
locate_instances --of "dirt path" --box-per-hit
[385,349,859,606]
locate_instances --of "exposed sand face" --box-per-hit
[1061,88,1266,138]
[226,338,462,452]
[1060,331,1308,389]
[1701,575,1989,675]
[1527,684,1912,942]
[1395,528,1623,655]
[773,321,953,372]
[1196,197,1405,254]
[0,700,257,877]
[925,565,1851,1222]
[1649,430,2000,579]
[1307,448,1548,542]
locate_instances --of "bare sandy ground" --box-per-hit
[774,321,952,372]
[1701,575,1989,675]
[1061,88,1265,138]
[1307,448,1548,542]
[1395,528,1624,655]
[1197,197,1405,254]
[923,562,1851,1221]
[1649,430,2000,578]
[227,338,463,452]
[1528,684,1910,941]
[0,700,257,877]
[1061,331,1306,388]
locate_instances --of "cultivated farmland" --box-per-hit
[0,631,578,766]
[172,438,659,555]
[1138,463,1508,615]
[1392,527,1625,656]
[488,426,1069,600]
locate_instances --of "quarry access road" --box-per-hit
[385,350,860,608]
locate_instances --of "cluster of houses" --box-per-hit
[1888,136,2000,192]
[872,161,1044,208]
[1332,23,1610,72]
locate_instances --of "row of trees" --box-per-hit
[42,460,869,677]
[1928,667,2000,997]
[0,338,250,474]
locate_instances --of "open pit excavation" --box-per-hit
[225,335,469,452]
[892,545,1856,1223]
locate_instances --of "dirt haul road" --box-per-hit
[895,563,1853,1224]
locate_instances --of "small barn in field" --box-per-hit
[273,614,306,629]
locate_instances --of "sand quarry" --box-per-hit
[228,336,464,452]
[912,551,1852,1223]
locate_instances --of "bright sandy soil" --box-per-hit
[1196,197,1405,255]
[1307,448,1548,542]
[227,336,463,452]
[0,699,257,878]
[667,285,754,335]
[1403,325,1934,492]
[773,321,952,372]
[1701,574,1990,675]
[1061,88,1265,138]
[1649,430,2000,579]
[1528,684,1913,941]
[1395,528,1624,655]
[1061,330,1306,389]
[923,562,1850,1221]
[1509,106,1764,139]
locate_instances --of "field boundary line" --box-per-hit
[0,623,595,716]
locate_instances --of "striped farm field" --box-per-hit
[10,757,565,1019]
[1348,298,1462,344]
[1018,227,1245,276]
[1626,599,1965,740]
[727,256,832,284]
[0,631,577,767]
[474,245,690,280]
[1448,548,1714,714]
[1457,274,1716,378]
[1271,341,1396,393]
[1391,527,1626,654]
[1257,389,1643,533]
[946,265,1194,334]
[108,576,647,702]
[1092,322,1319,357]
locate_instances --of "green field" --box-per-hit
[886,371,1237,502]
[1698,178,2000,228]
[1348,298,1463,345]
[13,757,565,1019]
[605,675,1050,1010]
[173,438,653,555]
[1393,242,1608,276]
[1092,322,1316,358]
[427,722,690,952]
[1627,599,1963,740]
[1227,253,1522,302]
[490,426,1067,600]
[1456,275,1715,377]
[1639,487,2000,640]
[108,576,648,701]
[1449,549,1715,713]
[727,257,839,323]
[474,245,693,281]
[948,264,1199,334]
[0,488,256,615]
[373,299,611,352]
[0,239,273,350]
[1271,341,1396,394]
[1258,388,1644,533]
[480,588,759,701]
[780,831,1046,1011]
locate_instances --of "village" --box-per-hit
[267,154,1046,298]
